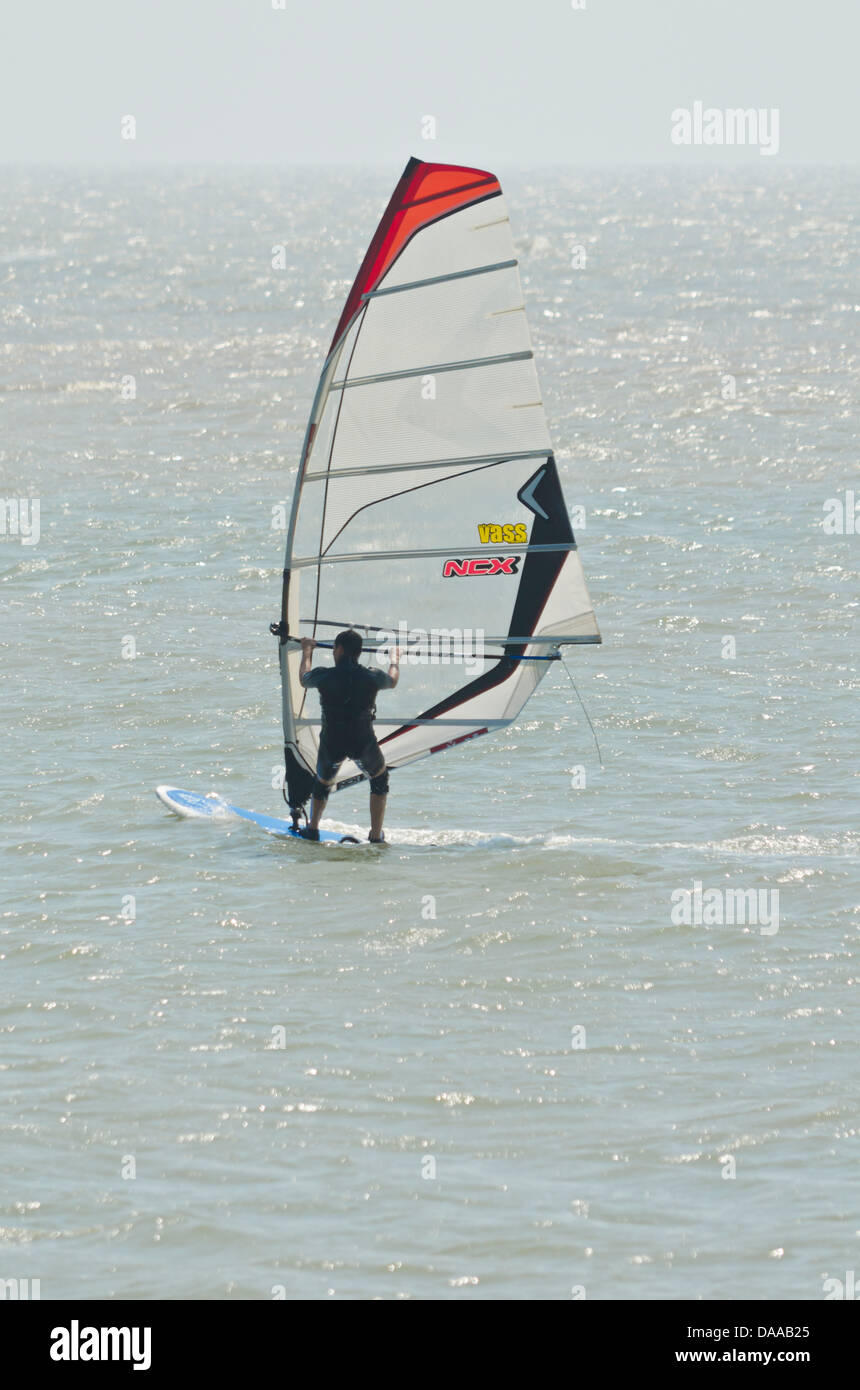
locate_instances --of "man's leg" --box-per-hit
[301,782,333,839]
[300,741,340,839]
[369,791,387,842]
[358,742,389,843]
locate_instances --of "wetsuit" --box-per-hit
[300,658,394,801]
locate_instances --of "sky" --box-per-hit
[1,0,858,165]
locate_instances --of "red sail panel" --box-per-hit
[329,157,500,352]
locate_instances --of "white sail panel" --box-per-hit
[313,357,551,474]
[533,550,600,641]
[380,196,517,288]
[306,455,552,559]
[346,261,528,381]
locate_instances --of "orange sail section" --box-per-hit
[329,157,500,352]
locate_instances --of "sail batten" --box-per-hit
[276,158,600,807]
[292,542,578,569]
[362,258,518,299]
[304,448,550,482]
[330,349,533,391]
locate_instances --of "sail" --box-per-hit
[275,158,600,809]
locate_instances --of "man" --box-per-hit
[298,629,399,843]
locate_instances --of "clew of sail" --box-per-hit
[275,158,600,812]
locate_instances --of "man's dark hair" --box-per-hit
[334,629,363,662]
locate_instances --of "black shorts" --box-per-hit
[316,734,386,788]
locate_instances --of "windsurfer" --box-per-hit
[298,630,400,842]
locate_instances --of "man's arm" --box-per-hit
[299,637,316,687]
[386,647,400,689]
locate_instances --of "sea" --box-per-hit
[0,165,857,1300]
